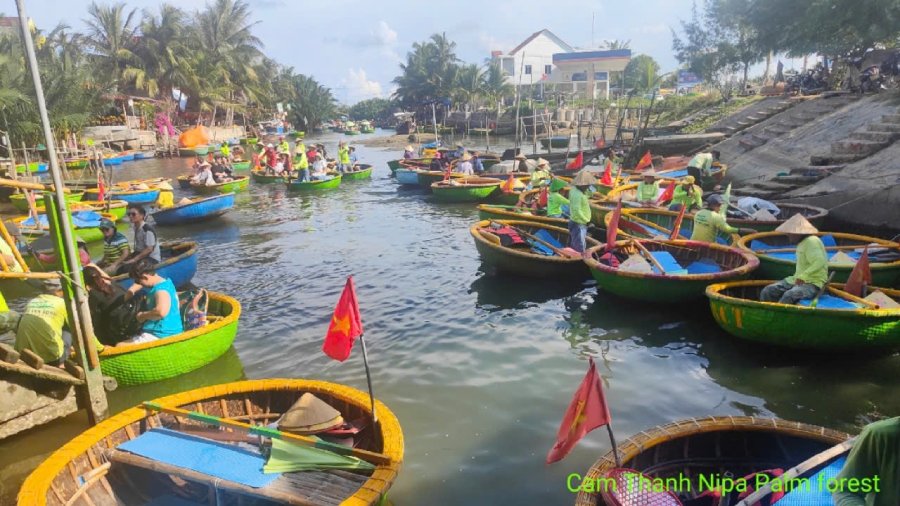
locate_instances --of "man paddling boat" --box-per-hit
[567,171,595,254]
[760,215,828,305]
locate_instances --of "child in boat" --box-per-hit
[120,259,183,345]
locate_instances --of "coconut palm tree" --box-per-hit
[451,63,483,111]
[84,1,140,91]
[130,4,189,99]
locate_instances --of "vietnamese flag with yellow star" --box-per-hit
[546,358,612,464]
[322,276,364,362]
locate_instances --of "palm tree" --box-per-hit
[84,1,140,91]
[451,64,483,111]
[481,62,514,111]
[130,4,188,99]
[604,39,631,50]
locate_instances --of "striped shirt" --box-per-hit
[103,231,129,264]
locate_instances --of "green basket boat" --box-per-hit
[584,239,760,302]
[64,158,89,170]
[342,164,373,181]
[607,208,738,245]
[387,159,402,175]
[179,145,209,157]
[16,199,128,221]
[191,175,250,194]
[9,192,84,213]
[431,177,502,202]
[471,219,600,279]
[738,231,900,286]
[98,291,240,386]
[231,160,251,171]
[477,204,568,227]
[250,169,285,184]
[287,174,342,191]
[11,211,120,244]
[706,280,900,351]
[239,137,258,145]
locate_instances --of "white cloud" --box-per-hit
[342,68,384,102]
[373,21,398,46]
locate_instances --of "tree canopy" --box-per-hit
[348,98,393,121]
[623,54,661,91]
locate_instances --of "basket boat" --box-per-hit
[18,378,403,506]
[12,211,119,244]
[477,204,568,227]
[15,162,48,174]
[706,280,900,350]
[287,174,342,191]
[250,169,287,184]
[540,136,571,149]
[152,193,235,226]
[9,192,84,213]
[82,187,160,205]
[395,168,422,186]
[111,241,198,290]
[387,159,402,175]
[574,416,849,506]
[232,160,252,171]
[738,231,900,286]
[623,163,728,190]
[191,175,250,195]
[65,157,90,169]
[606,208,737,245]
[134,150,156,160]
[471,219,600,278]
[615,205,826,238]
[177,175,193,189]
[431,177,502,202]
[342,164,373,181]
[17,199,128,221]
[97,291,239,385]
[416,170,463,189]
[584,239,759,302]
[179,145,209,157]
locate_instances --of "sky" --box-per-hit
[22,0,705,104]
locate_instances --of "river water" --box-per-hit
[1,130,898,505]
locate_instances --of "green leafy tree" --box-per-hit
[348,98,393,121]
[84,1,140,91]
[623,54,660,91]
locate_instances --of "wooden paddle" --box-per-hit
[488,221,569,257]
[757,244,885,254]
[142,402,392,466]
[809,272,836,308]
[826,285,880,309]
[630,239,667,274]
[735,436,855,506]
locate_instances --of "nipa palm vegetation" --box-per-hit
[0,0,335,147]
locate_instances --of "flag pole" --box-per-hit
[358,333,377,423]
[592,358,622,467]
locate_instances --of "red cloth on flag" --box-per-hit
[634,151,652,172]
[502,173,516,193]
[97,173,106,201]
[844,246,871,297]
[595,137,606,149]
[322,276,364,362]
[546,358,612,464]
[566,152,584,170]
[600,159,613,186]
[537,187,549,208]
[606,200,622,252]
[656,182,675,205]
[669,204,687,240]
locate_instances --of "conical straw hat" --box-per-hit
[536,158,549,167]
[774,213,818,234]
[277,393,344,434]
[573,170,596,186]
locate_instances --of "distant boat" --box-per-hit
[539,136,571,149]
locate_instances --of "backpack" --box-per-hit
[180,288,208,330]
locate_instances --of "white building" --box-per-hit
[492,29,631,100]
[491,29,573,88]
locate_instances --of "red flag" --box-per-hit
[97,172,106,201]
[606,200,622,251]
[634,151,652,171]
[537,186,549,208]
[600,159,613,186]
[594,137,606,149]
[546,358,612,464]
[669,204,687,240]
[566,152,584,170]
[322,276,364,362]
[502,173,516,193]
[844,246,871,297]
[656,181,675,205]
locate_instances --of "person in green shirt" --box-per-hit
[760,214,827,304]
[14,278,71,366]
[337,142,351,172]
[636,171,660,206]
[690,195,752,243]
[567,171,595,253]
[219,143,231,160]
[295,144,310,182]
[277,136,290,155]
[669,176,703,212]
[833,416,899,506]
[530,158,551,188]
[547,178,569,218]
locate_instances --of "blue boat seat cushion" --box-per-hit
[649,251,688,275]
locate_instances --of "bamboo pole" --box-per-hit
[757,244,887,254]
[630,239,666,274]
[0,220,30,273]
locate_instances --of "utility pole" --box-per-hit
[15,0,108,424]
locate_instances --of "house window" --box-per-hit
[524,65,532,75]
[544,65,552,75]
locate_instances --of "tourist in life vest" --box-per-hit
[120,259,183,345]
[567,170,595,254]
[636,170,660,207]
[759,215,827,305]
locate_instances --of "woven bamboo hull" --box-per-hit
[134,151,156,160]
[287,175,342,191]
[82,188,160,204]
[250,170,286,183]
[477,205,568,227]
[491,191,524,206]
[471,220,599,278]
[15,162,48,174]
[738,231,900,286]
[152,193,235,225]
[416,171,461,189]
[179,146,209,157]
[706,280,900,350]
[387,159,401,174]
[540,136,571,149]
[177,175,192,189]
[431,179,501,202]
[103,156,123,166]
[231,160,251,171]
[239,137,258,145]
[574,416,849,506]
[395,169,421,185]
[65,158,89,169]
[610,209,737,245]
[192,176,250,195]
[18,379,403,506]
[73,200,127,220]
[584,240,759,302]
[342,165,373,180]
[12,212,119,245]
[9,192,84,213]
[98,291,239,385]
[112,241,198,290]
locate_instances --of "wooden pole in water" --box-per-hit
[15,0,108,424]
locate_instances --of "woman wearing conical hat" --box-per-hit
[759,214,828,305]
[636,170,660,206]
[567,170,596,254]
